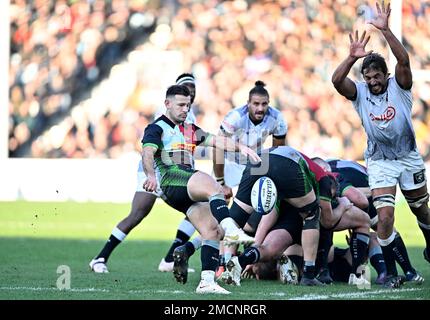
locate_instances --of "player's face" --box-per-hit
[248,94,269,122]
[183,83,196,104]
[165,94,191,124]
[363,68,388,95]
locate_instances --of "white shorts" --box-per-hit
[136,160,163,197]
[224,159,246,188]
[366,150,427,191]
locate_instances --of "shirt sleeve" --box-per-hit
[337,175,353,196]
[352,81,365,116]
[141,123,163,150]
[193,124,212,146]
[318,175,335,202]
[391,77,413,111]
[273,111,288,138]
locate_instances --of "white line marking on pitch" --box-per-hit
[0,286,424,300]
[288,287,424,300]
[0,286,109,293]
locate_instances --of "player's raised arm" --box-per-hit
[368,1,412,89]
[206,134,261,164]
[332,30,372,100]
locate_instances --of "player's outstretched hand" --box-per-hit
[242,264,257,280]
[368,1,391,31]
[349,30,372,59]
[239,145,261,163]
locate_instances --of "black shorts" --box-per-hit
[270,201,303,245]
[335,169,376,220]
[328,247,351,282]
[235,154,314,206]
[161,164,197,214]
[336,168,369,194]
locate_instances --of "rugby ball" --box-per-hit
[251,177,277,215]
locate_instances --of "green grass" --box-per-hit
[0,200,429,300]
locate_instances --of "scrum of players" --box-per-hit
[90,1,430,294]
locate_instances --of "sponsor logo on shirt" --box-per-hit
[369,106,396,121]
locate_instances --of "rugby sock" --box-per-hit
[316,228,333,272]
[230,201,250,228]
[238,247,260,269]
[369,246,387,276]
[378,232,398,277]
[164,219,195,262]
[201,240,220,272]
[392,232,415,274]
[288,255,304,274]
[191,236,202,251]
[351,232,370,276]
[96,227,126,261]
[417,221,430,254]
[302,261,316,279]
[181,241,195,257]
[219,254,225,267]
[209,194,230,223]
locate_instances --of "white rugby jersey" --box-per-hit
[220,105,287,164]
[352,77,417,160]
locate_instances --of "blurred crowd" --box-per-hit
[9,0,430,161]
[8,0,158,156]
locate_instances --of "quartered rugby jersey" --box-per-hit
[262,146,334,201]
[220,105,287,164]
[328,159,367,176]
[328,159,369,195]
[141,115,211,174]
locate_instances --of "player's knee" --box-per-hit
[404,193,429,210]
[378,212,394,229]
[299,200,321,230]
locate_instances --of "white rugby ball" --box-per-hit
[251,177,277,215]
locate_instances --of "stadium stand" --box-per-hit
[8,0,430,161]
[9,0,157,157]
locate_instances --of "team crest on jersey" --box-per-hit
[369,106,396,121]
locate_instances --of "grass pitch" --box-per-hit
[0,200,429,300]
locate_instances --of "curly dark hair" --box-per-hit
[361,53,388,75]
